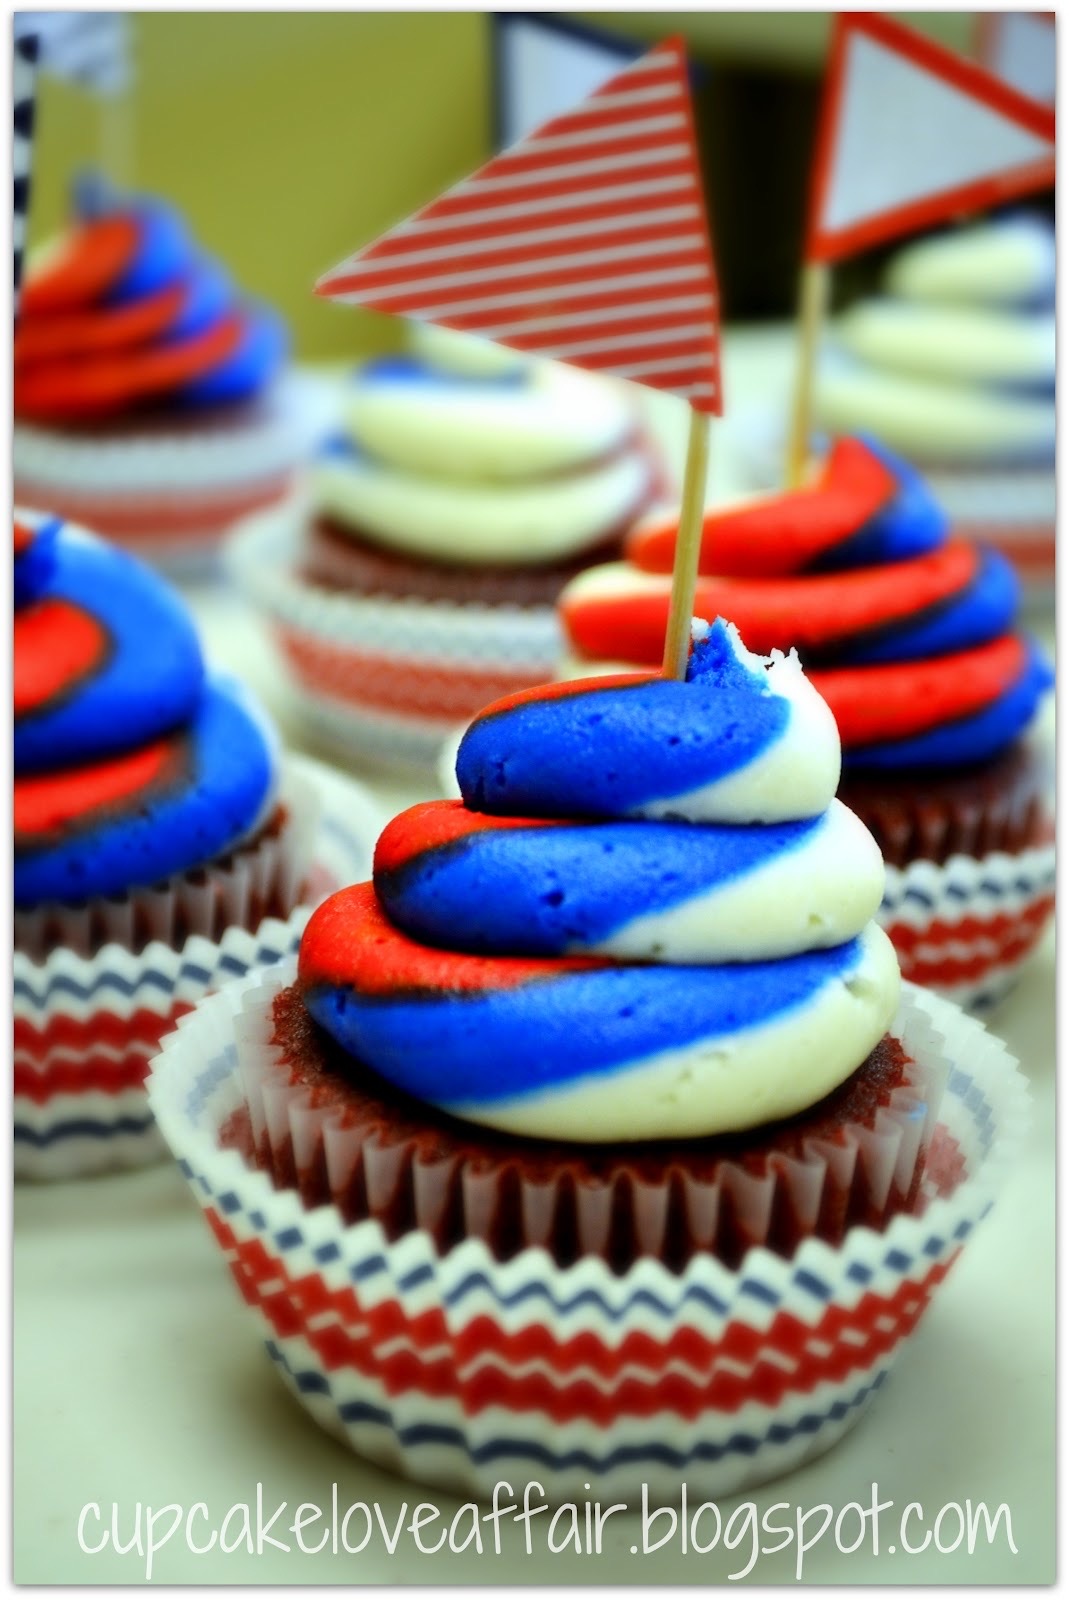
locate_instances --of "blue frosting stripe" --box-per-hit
[175,304,289,406]
[809,434,949,573]
[843,547,1021,665]
[14,678,275,906]
[304,937,866,1109]
[378,814,823,956]
[104,196,198,304]
[15,533,205,773]
[457,624,789,818]
[169,260,234,340]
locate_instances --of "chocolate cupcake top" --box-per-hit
[14,512,278,906]
[561,436,1052,771]
[14,173,287,424]
[298,620,899,1142]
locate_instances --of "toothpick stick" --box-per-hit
[785,259,829,488]
[662,404,711,681]
[99,92,134,190]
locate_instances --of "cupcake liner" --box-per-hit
[13,372,321,498]
[13,758,379,1181]
[15,769,319,963]
[229,517,561,772]
[879,840,1055,1010]
[227,967,945,1271]
[147,970,1028,1501]
[230,515,562,667]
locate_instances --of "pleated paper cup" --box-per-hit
[13,372,335,575]
[148,970,1028,1503]
[226,975,944,1272]
[14,759,378,1181]
[880,840,1055,1010]
[227,517,561,775]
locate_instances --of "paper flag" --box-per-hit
[492,12,641,148]
[318,37,722,414]
[13,31,39,312]
[977,12,1056,106]
[807,12,1055,262]
[13,11,131,96]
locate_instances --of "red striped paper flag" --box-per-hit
[317,37,721,414]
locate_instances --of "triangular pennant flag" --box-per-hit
[14,11,131,97]
[492,12,642,148]
[977,11,1056,106]
[318,37,722,414]
[807,12,1055,262]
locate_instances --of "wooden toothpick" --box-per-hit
[100,92,135,190]
[784,259,829,488]
[661,403,711,680]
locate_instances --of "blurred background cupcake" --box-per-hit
[14,174,322,575]
[229,323,667,773]
[14,509,376,1180]
[815,214,1055,603]
[559,436,1055,1009]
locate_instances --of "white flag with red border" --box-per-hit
[807,12,1055,262]
[976,11,1056,106]
[317,37,722,415]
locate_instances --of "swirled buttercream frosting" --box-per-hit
[562,436,1052,770]
[14,174,286,423]
[299,621,899,1142]
[14,512,277,905]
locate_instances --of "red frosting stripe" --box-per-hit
[812,635,1027,746]
[14,735,183,844]
[13,519,35,556]
[14,598,110,718]
[629,436,897,577]
[563,540,979,665]
[14,281,189,365]
[299,880,597,996]
[374,799,559,877]
[19,217,141,314]
[14,315,245,421]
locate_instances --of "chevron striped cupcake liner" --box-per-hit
[881,840,1055,1010]
[228,517,566,774]
[14,759,378,1181]
[226,966,946,1270]
[14,373,335,572]
[147,974,1028,1502]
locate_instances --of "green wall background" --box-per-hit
[27,11,974,361]
[29,12,490,362]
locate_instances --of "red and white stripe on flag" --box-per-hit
[976,12,1056,106]
[317,37,722,414]
[807,12,1055,263]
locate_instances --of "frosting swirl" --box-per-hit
[561,436,1052,770]
[817,216,1055,465]
[309,332,654,567]
[299,621,899,1142]
[14,175,286,423]
[14,512,277,905]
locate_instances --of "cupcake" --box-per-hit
[13,509,372,1180]
[816,214,1055,599]
[228,323,664,772]
[148,620,1027,1501]
[13,174,313,573]
[561,436,1054,1009]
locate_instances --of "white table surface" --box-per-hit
[14,333,1055,1584]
